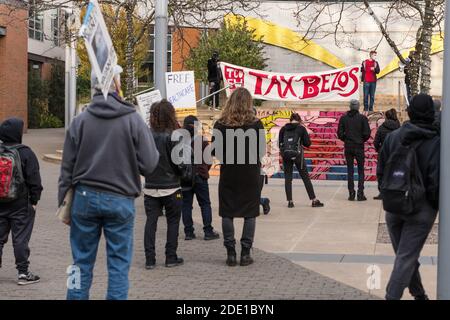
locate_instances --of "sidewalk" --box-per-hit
[1,128,435,299]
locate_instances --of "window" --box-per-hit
[51,9,61,46]
[29,8,43,41]
[139,25,172,85]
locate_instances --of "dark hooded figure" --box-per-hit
[378,94,440,300]
[0,117,43,285]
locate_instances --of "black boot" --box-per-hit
[226,247,237,267]
[348,190,356,201]
[240,247,254,266]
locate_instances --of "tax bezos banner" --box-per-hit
[220,62,360,102]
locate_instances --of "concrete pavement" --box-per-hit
[0,128,437,299]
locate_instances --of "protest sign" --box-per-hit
[220,62,360,102]
[79,0,117,99]
[136,90,162,125]
[165,71,197,117]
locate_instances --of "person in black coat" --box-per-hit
[279,113,324,208]
[377,94,439,300]
[143,100,186,270]
[207,51,221,109]
[338,99,371,201]
[212,88,266,267]
[0,118,43,285]
[373,109,400,200]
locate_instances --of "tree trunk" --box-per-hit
[419,0,434,94]
[125,5,135,100]
[410,27,423,96]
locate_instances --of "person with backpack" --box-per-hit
[338,100,371,201]
[377,94,440,300]
[59,75,159,300]
[144,100,191,270]
[212,87,266,267]
[279,113,324,208]
[0,118,43,285]
[373,109,401,200]
[361,50,381,112]
[181,115,220,241]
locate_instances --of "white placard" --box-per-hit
[165,71,197,116]
[136,90,162,125]
[79,0,117,99]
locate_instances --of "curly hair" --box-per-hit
[218,87,257,127]
[149,99,179,132]
[385,108,398,122]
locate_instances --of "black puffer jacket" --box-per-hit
[144,129,182,189]
[337,110,371,149]
[373,119,401,152]
[377,121,440,210]
[0,118,43,212]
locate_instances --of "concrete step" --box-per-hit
[43,154,62,164]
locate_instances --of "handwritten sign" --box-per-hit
[136,90,162,126]
[165,71,197,117]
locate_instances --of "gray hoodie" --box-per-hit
[58,94,159,205]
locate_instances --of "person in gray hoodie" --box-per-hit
[59,75,159,300]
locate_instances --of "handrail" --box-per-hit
[196,84,232,104]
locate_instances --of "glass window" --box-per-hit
[51,9,60,46]
[29,7,44,41]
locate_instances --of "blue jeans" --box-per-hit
[182,176,213,235]
[66,185,135,300]
[363,82,377,111]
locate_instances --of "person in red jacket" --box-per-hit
[361,51,381,112]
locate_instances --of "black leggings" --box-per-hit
[283,156,316,201]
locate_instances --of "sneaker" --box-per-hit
[357,193,367,201]
[373,194,383,200]
[262,199,271,215]
[145,259,156,270]
[18,271,40,286]
[185,233,196,240]
[165,257,184,268]
[204,231,220,241]
[288,201,295,208]
[312,199,324,208]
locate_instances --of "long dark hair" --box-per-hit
[385,108,398,122]
[150,99,179,132]
[290,113,302,123]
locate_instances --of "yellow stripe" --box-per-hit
[225,14,346,69]
[378,33,444,79]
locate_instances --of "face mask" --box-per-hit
[371,55,377,60]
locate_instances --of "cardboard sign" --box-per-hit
[165,71,197,117]
[136,90,162,125]
[220,62,360,102]
[79,0,117,99]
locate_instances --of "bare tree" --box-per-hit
[294,1,445,95]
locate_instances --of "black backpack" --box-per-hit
[282,128,302,160]
[380,140,426,215]
[179,137,196,191]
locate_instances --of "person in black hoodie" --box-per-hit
[181,115,220,241]
[0,118,43,285]
[338,100,371,201]
[378,94,439,300]
[143,100,186,270]
[279,113,324,208]
[373,109,400,200]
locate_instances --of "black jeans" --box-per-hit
[283,156,316,201]
[0,204,36,273]
[344,147,365,193]
[144,191,182,262]
[209,81,220,108]
[222,217,256,249]
[182,176,213,235]
[385,203,438,300]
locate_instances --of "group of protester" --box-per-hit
[0,60,441,300]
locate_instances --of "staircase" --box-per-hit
[43,149,63,164]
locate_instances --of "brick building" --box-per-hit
[0,1,28,126]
